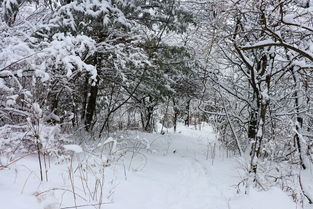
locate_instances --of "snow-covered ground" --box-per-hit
[0,124,300,209]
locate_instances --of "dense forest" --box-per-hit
[1,0,313,208]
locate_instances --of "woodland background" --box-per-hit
[1,0,313,207]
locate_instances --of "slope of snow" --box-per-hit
[230,188,296,209]
[0,123,298,209]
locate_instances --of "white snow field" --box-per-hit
[0,124,300,209]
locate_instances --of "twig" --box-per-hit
[68,158,78,209]
[60,202,112,209]
[21,170,33,194]
[34,188,87,202]
[0,152,36,170]
[0,53,39,72]
[35,135,44,182]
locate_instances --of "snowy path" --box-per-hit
[0,124,299,209]
[106,125,237,209]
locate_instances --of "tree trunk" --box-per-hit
[81,76,89,122]
[144,105,154,132]
[184,99,191,126]
[173,100,179,133]
[249,100,268,177]
[248,112,257,139]
[291,70,306,169]
[85,80,99,132]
